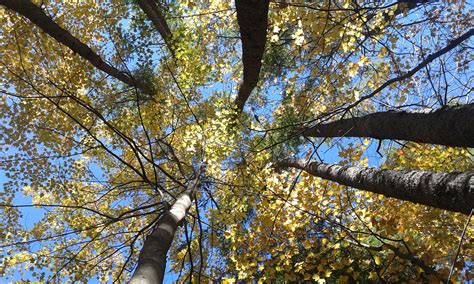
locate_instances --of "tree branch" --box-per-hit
[348,28,474,110]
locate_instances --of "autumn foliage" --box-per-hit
[0,0,472,283]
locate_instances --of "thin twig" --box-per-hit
[447,209,473,282]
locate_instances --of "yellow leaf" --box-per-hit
[374,256,381,265]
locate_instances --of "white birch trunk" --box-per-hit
[130,190,193,284]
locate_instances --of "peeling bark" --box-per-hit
[130,190,194,284]
[234,0,269,112]
[136,0,174,54]
[276,159,474,215]
[302,104,474,148]
[0,0,151,95]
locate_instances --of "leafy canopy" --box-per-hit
[0,0,472,283]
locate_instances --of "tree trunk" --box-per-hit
[234,0,270,112]
[276,159,474,215]
[130,190,194,284]
[136,0,174,54]
[302,104,474,148]
[0,0,151,95]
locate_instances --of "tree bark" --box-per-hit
[234,0,269,112]
[302,104,474,148]
[0,0,151,95]
[136,0,174,55]
[276,159,474,215]
[130,190,194,284]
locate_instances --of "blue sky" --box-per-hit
[1,0,473,283]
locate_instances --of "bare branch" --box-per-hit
[347,28,474,110]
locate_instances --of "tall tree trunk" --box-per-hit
[136,0,174,54]
[234,0,269,112]
[130,189,194,284]
[302,104,474,147]
[0,0,152,95]
[276,159,474,215]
